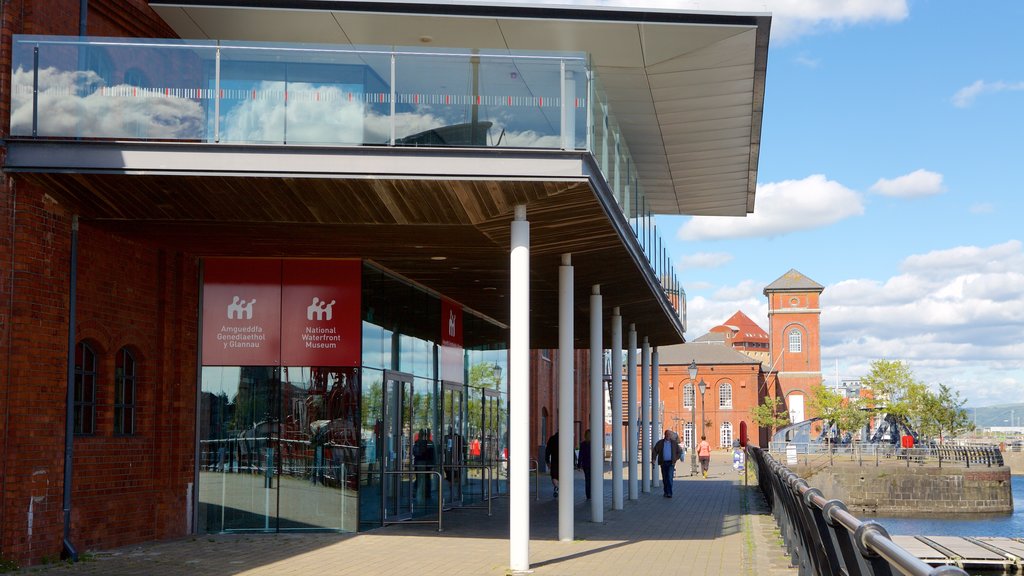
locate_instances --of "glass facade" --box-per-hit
[198,261,507,534]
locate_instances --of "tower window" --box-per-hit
[788,329,802,353]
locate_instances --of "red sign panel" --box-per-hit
[202,259,282,366]
[441,298,463,348]
[281,260,361,367]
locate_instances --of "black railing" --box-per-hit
[769,442,1004,469]
[748,446,969,576]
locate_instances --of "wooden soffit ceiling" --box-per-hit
[7,140,684,347]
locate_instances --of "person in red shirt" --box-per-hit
[697,435,711,478]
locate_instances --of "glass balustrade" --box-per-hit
[10,34,683,321]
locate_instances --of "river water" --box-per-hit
[863,475,1023,537]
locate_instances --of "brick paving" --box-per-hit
[14,458,794,576]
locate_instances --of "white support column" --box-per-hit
[652,347,661,488]
[589,285,603,522]
[627,324,638,500]
[610,308,623,510]
[641,336,651,493]
[558,254,574,541]
[510,205,531,573]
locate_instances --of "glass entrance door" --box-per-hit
[381,371,414,521]
[440,381,465,506]
[480,389,505,495]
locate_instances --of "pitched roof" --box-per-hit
[721,310,768,341]
[655,342,761,366]
[692,332,727,344]
[763,268,824,294]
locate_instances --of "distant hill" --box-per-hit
[965,403,1024,428]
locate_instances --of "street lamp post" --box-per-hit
[688,361,698,476]
[698,379,707,457]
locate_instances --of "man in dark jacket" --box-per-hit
[577,429,592,500]
[544,432,559,498]
[653,429,682,498]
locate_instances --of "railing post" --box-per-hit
[389,53,396,146]
[32,45,39,137]
[214,43,221,143]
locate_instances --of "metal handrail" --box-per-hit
[529,458,540,501]
[768,442,1004,469]
[441,464,493,516]
[748,446,969,576]
[369,469,444,532]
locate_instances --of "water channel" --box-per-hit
[863,475,1023,537]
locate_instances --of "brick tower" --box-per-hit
[764,269,824,423]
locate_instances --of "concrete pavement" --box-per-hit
[15,456,794,576]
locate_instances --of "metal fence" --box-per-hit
[768,442,1004,469]
[748,446,969,576]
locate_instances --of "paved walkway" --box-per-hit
[16,458,792,576]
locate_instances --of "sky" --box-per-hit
[659,0,1024,407]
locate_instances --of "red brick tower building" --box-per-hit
[763,269,824,426]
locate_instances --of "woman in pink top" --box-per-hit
[697,436,711,478]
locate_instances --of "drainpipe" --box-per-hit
[62,216,79,562]
[79,0,87,36]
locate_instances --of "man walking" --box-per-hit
[653,430,682,498]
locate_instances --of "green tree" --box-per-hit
[808,383,869,445]
[921,383,974,443]
[750,396,790,439]
[859,359,927,430]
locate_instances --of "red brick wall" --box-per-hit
[0,180,72,566]
[767,290,823,420]
[529,349,591,462]
[1,0,190,565]
[656,361,761,450]
[70,222,198,553]
[0,181,199,565]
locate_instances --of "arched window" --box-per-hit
[74,342,97,435]
[718,383,733,409]
[114,347,137,435]
[789,329,802,353]
[684,422,694,451]
[720,421,733,449]
[683,383,694,408]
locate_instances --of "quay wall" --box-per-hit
[1001,450,1023,475]
[789,461,1013,515]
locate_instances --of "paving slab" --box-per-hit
[15,457,791,576]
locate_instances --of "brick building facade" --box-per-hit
[649,269,824,453]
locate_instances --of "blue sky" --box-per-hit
[662,0,1024,407]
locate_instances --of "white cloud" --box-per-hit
[686,240,1024,405]
[869,169,944,198]
[713,0,908,42]
[517,0,907,42]
[677,174,864,240]
[10,67,203,139]
[794,55,821,68]
[953,80,1024,108]
[680,252,734,269]
[970,202,994,214]
[821,240,1024,406]
[900,240,1024,278]
[685,293,767,339]
[713,279,762,301]
[11,69,560,148]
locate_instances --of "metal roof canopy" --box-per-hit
[148,0,770,217]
